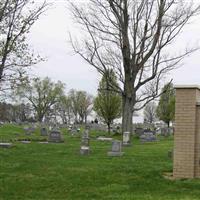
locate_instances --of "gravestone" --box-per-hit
[80,146,90,155]
[140,131,157,143]
[0,143,12,148]
[80,130,90,155]
[161,127,172,137]
[122,131,131,146]
[40,127,48,136]
[48,130,63,143]
[135,128,144,137]
[97,136,113,141]
[144,129,156,135]
[108,140,124,156]
[24,127,32,136]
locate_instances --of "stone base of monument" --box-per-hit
[0,143,13,148]
[107,151,124,156]
[80,146,90,155]
[21,141,31,144]
[38,141,49,144]
[97,136,113,141]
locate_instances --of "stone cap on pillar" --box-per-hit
[174,85,200,90]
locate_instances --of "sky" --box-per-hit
[29,0,99,95]
[29,0,200,97]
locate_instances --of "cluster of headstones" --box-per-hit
[0,126,66,148]
[88,123,107,132]
[24,126,64,143]
[67,125,81,136]
[159,127,174,136]
[88,123,122,134]
[135,128,157,143]
[140,130,157,143]
[79,129,132,156]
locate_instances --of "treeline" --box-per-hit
[1,74,175,130]
[0,77,93,124]
[0,72,122,127]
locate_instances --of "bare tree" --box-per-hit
[69,89,93,124]
[77,91,93,124]
[143,101,157,124]
[52,95,74,124]
[16,77,65,122]
[69,0,200,133]
[0,0,48,90]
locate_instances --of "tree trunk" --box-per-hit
[122,95,133,134]
[122,70,134,134]
[167,121,170,128]
[84,114,87,124]
[37,111,44,123]
[107,122,111,134]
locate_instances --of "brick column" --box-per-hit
[173,85,200,179]
[195,104,200,177]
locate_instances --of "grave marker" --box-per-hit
[139,131,157,143]
[80,130,90,155]
[108,140,124,156]
[0,143,12,148]
[123,131,131,146]
[48,130,63,143]
[40,127,48,136]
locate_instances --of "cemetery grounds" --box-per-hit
[0,124,200,200]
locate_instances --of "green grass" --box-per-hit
[0,124,200,200]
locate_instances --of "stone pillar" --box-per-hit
[173,85,200,179]
[195,104,200,177]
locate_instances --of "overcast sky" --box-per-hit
[29,1,200,96]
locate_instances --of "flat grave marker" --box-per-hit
[0,143,13,148]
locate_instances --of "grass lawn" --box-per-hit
[0,124,200,200]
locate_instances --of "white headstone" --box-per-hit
[123,132,131,146]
